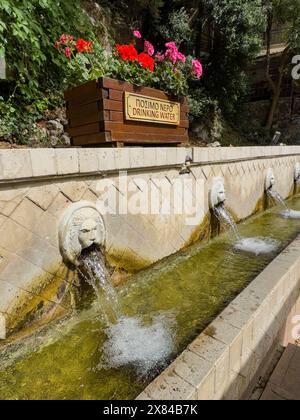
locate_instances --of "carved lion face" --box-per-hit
[59,202,105,266]
[78,218,102,250]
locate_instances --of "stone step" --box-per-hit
[260,344,300,400]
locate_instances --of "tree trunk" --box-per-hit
[266,48,289,131]
[266,85,281,130]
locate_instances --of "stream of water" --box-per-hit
[1,195,300,399]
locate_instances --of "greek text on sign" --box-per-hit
[124,92,180,125]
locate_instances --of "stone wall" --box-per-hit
[137,235,300,400]
[1,146,300,339]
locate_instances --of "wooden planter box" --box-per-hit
[64,77,189,147]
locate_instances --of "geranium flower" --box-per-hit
[154,52,165,62]
[138,52,155,72]
[116,44,138,61]
[133,30,142,39]
[177,52,186,63]
[59,34,74,45]
[165,42,180,65]
[165,42,177,50]
[65,47,71,58]
[192,59,203,79]
[76,39,93,53]
[144,40,154,57]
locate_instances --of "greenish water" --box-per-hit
[1,196,300,400]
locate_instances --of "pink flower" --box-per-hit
[177,52,186,63]
[192,59,203,79]
[165,47,178,65]
[59,34,74,45]
[133,30,142,39]
[164,42,181,65]
[65,47,71,58]
[165,42,177,51]
[155,52,165,62]
[144,40,154,56]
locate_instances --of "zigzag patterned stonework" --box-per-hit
[0,146,300,338]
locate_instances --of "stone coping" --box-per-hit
[136,235,300,400]
[1,146,300,183]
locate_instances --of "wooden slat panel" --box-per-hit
[69,110,110,128]
[72,132,111,146]
[64,80,99,102]
[101,77,187,103]
[109,89,124,101]
[103,99,123,112]
[66,88,108,107]
[110,111,123,121]
[105,121,186,136]
[68,122,103,137]
[179,120,189,128]
[67,101,102,119]
[111,131,188,143]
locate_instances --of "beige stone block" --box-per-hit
[47,192,72,219]
[0,188,28,217]
[143,149,156,167]
[0,313,5,339]
[197,368,215,400]
[0,246,14,272]
[0,219,31,254]
[81,188,98,203]
[78,149,98,173]
[229,332,243,374]
[31,211,59,248]
[189,333,228,363]
[155,148,168,166]
[0,255,46,292]
[193,147,209,163]
[165,147,177,165]
[0,150,32,180]
[59,181,87,202]
[208,317,240,346]
[220,304,249,329]
[224,371,248,400]
[97,149,116,172]
[214,348,230,400]
[27,184,59,210]
[129,148,144,168]
[56,149,79,175]
[177,147,191,164]
[30,149,57,177]
[17,235,61,275]
[173,349,213,389]
[0,278,32,313]
[114,148,130,170]
[142,369,196,400]
[10,197,44,231]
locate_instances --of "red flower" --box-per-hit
[138,52,155,72]
[76,39,93,53]
[116,44,138,62]
[65,47,71,58]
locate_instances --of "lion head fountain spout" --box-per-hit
[209,177,226,209]
[265,168,275,191]
[59,201,106,266]
[295,163,300,183]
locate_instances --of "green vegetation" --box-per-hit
[0,0,299,145]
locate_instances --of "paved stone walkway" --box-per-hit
[260,344,300,400]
